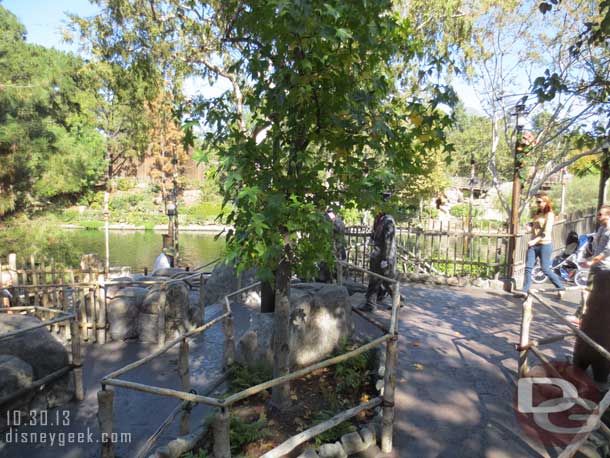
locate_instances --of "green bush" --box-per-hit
[227,363,273,395]
[449,203,482,218]
[111,177,138,191]
[548,173,599,214]
[229,414,270,456]
[311,410,357,447]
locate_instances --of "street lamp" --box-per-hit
[506,102,527,291]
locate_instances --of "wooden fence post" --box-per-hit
[223,297,235,369]
[97,273,107,344]
[179,338,191,435]
[518,296,533,377]
[381,282,399,453]
[213,407,231,458]
[71,311,84,401]
[98,388,115,458]
[158,285,167,347]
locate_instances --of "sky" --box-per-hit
[1,0,484,112]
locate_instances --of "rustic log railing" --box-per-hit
[0,305,84,406]
[97,260,400,458]
[0,254,219,345]
[516,287,610,458]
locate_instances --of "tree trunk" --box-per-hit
[271,241,291,410]
[598,148,609,212]
[261,280,275,313]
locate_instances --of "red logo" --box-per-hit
[514,361,601,446]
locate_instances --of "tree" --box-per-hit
[462,0,609,218]
[0,6,106,215]
[74,0,453,409]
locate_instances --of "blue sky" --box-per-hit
[2,0,99,51]
[1,0,484,112]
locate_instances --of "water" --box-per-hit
[60,229,226,270]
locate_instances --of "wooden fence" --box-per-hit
[346,209,597,281]
[0,254,104,343]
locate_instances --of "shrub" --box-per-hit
[449,203,482,218]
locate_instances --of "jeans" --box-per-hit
[523,243,564,293]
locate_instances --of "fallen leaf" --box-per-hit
[413,363,425,371]
[411,341,422,347]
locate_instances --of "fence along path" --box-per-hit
[346,209,597,282]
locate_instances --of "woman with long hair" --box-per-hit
[520,193,564,297]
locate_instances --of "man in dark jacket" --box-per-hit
[363,194,397,311]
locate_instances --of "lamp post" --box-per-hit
[506,102,526,291]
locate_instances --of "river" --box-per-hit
[58,229,226,270]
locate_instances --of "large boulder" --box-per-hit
[0,315,69,378]
[236,283,352,369]
[0,355,33,400]
[0,315,73,425]
[201,261,258,306]
[138,283,202,343]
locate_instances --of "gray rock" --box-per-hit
[152,267,188,278]
[138,313,159,343]
[235,313,274,369]
[114,286,149,303]
[201,260,257,306]
[0,355,33,399]
[0,315,69,379]
[319,442,347,458]
[0,315,72,417]
[341,431,367,455]
[236,283,352,369]
[291,284,352,367]
[447,277,460,287]
[297,448,320,458]
[107,296,139,341]
[141,287,162,314]
[359,426,377,448]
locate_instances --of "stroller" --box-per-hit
[532,231,593,287]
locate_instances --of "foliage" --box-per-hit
[0,6,106,215]
[449,203,483,218]
[227,363,273,395]
[548,174,600,214]
[0,214,81,266]
[229,413,270,456]
[311,410,357,447]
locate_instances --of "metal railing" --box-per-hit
[97,260,400,458]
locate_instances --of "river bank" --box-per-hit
[59,223,230,232]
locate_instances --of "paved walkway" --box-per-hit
[0,284,581,458]
[368,284,581,458]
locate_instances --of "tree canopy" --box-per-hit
[0,6,106,215]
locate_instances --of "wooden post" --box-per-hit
[97,273,107,344]
[213,407,231,458]
[80,287,87,342]
[223,297,235,370]
[179,338,191,435]
[98,388,115,458]
[31,255,39,307]
[518,296,533,377]
[71,314,84,401]
[158,285,167,347]
[90,284,97,343]
[336,260,344,285]
[8,254,19,307]
[381,282,399,453]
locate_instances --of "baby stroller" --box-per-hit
[532,231,592,287]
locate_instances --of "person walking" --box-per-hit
[519,192,564,298]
